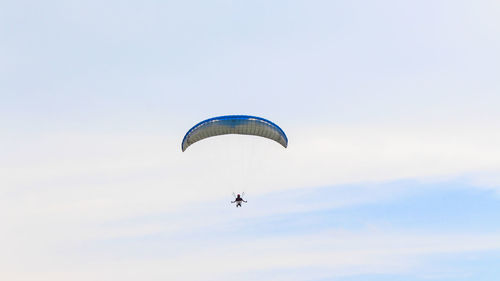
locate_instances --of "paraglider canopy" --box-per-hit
[181,115,288,151]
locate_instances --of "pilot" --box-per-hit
[231,194,247,207]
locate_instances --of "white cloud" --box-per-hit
[2,226,500,281]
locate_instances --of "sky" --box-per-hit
[1,0,500,280]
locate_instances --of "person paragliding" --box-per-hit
[181,115,288,208]
[231,193,247,207]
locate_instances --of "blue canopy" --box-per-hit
[182,115,288,151]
